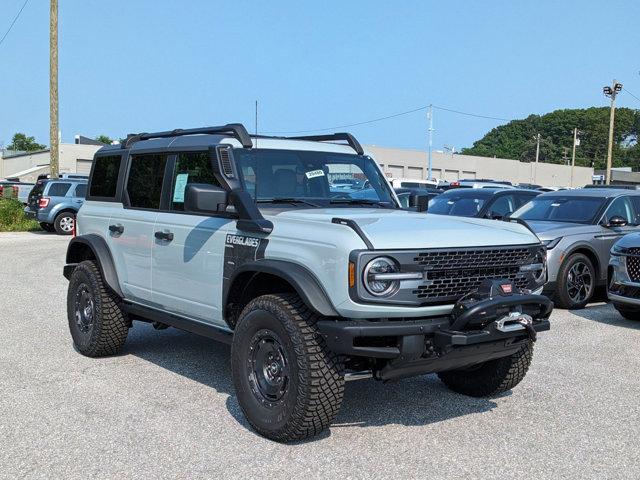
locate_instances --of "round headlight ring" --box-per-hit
[363,257,400,297]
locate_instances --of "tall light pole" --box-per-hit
[50,0,59,178]
[427,104,433,181]
[570,128,580,187]
[603,79,622,185]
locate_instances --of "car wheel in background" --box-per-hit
[39,222,55,232]
[437,341,534,397]
[555,253,595,309]
[613,303,640,321]
[54,212,75,235]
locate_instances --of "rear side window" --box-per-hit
[47,182,71,197]
[127,154,167,209]
[74,184,87,198]
[90,155,121,198]
[170,152,221,211]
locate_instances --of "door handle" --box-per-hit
[109,224,124,234]
[154,230,174,242]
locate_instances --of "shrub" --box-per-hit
[0,199,40,232]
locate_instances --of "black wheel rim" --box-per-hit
[74,283,94,334]
[567,261,593,303]
[247,329,290,408]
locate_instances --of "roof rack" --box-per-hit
[122,123,253,149]
[287,133,364,155]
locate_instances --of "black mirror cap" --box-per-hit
[607,215,628,228]
[409,193,429,212]
[184,183,228,214]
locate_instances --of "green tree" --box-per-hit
[95,135,114,145]
[7,133,46,152]
[462,107,640,170]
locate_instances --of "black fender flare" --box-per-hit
[224,259,339,318]
[64,234,123,298]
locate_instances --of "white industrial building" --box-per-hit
[1,136,594,188]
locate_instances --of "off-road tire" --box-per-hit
[231,293,344,442]
[437,341,534,397]
[39,222,55,232]
[54,211,75,235]
[67,260,129,357]
[613,303,640,321]
[555,253,595,309]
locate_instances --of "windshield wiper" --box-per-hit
[329,198,390,208]
[257,198,322,208]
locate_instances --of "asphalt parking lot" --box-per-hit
[1,232,639,479]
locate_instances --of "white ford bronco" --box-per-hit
[64,124,551,441]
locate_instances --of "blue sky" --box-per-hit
[1,0,640,151]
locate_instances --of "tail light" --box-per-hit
[38,197,50,208]
[73,217,77,237]
[450,181,460,187]
[0,186,3,196]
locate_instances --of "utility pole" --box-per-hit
[50,0,59,178]
[603,79,622,185]
[427,104,433,181]
[533,133,541,183]
[570,128,579,187]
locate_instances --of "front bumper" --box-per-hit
[608,254,640,308]
[317,291,552,381]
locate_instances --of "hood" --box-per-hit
[264,208,539,249]
[525,220,598,240]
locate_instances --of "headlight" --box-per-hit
[611,243,627,256]
[363,257,400,297]
[542,237,562,249]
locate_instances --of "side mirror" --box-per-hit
[606,215,628,228]
[409,194,429,213]
[184,183,228,214]
[486,212,504,220]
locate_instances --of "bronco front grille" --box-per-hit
[627,256,640,282]
[411,246,533,303]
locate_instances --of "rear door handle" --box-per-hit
[109,224,124,234]
[154,230,174,242]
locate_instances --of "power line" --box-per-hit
[432,105,510,122]
[623,87,640,104]
[263,103,509,135]
[0,0,30,49]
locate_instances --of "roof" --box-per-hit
[99,134,361,156]
[440,187,535,198]
[540,188,640,198]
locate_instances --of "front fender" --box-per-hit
[224,259,339,317]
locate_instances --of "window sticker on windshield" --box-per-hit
[305,169,325,179]
[173,173,189,203]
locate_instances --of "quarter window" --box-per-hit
[89,155,121,198]
[170,152,221,211]
[47,182,71,197]
[126,154,167,210]
[74,184,87,198]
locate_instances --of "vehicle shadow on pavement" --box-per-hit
[571,302,640,330]
[124,323,500,438]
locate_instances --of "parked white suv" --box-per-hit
[64,123,552,441]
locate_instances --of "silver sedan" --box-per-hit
[511,188,640,309]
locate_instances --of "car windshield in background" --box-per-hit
[234,149,396,207]
[428,193,488,217]
[511,196,606,223]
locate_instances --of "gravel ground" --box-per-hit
[1,232,639,479]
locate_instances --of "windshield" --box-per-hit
[511,196,605,224]
[429,193,488,217]
[234,149,397,208]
